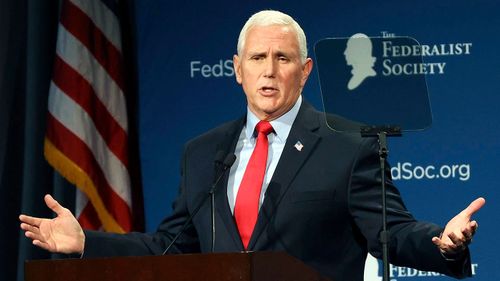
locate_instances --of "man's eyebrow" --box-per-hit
[247,51,267,57]
[247,51,267,58]
[275,51,290,57]
[246,50,296,58]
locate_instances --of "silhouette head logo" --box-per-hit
[344,33,377,90]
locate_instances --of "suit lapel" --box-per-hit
[248,102,321,249]
[214,117,245,250]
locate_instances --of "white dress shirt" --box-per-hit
[227,96,303,214]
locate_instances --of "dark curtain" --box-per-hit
[0,1,142,281]
[0,0,29,279]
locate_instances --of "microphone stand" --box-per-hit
[162,154,235,255]
[161,192,208,255]
[361,125,401,281]
[210,154,236,252]
[208,159,231,252]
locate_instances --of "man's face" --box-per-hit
[233,25,312,121]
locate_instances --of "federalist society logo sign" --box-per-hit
[316,31,473,92]
[378,31,472,77]
[341,32,473,90]
[314,32,473,130]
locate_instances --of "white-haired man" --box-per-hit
[20,10,484,281]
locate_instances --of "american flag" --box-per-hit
[44,0,133,233]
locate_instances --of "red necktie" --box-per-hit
[234,120,274,249]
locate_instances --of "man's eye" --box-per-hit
[251,56,264,60]
[278,56,289,62]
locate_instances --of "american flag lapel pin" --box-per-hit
[294,141,304,151]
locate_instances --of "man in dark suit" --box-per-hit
[20,10,484,281]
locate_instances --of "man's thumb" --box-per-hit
[462,197,486,217]
[44,194,65,215]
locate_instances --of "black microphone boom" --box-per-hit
[209,153,236,252]
[162,152,236,255]
[209,154,236,194]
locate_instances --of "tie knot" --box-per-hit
[255,121,274,135]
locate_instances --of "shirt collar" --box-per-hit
[245,95,302,143]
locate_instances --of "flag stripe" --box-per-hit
[56,25,128,131]
[48,82,132,206]
[62,0,124,90]
[78,199,102,230]
[69,0,121,51]
[52,55,128,167]
[46,115,132,231]
[68,0,121,52]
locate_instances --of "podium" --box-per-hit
[25,251,331,281]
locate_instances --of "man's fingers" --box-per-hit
[462,230,473,241]
[447,232,467,250]
[447,232,460,243]
[432,236,442,247]
[32,240,52,252]
[469,220,478,232]
[432,236,455,253]
[44,194,65,215]
[19,214,42,227]
[20,222,41,235]
[462,197,486,217]
[25,230,45,242]
[462,221,477,240]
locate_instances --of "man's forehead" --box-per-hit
[246,25,295,39]
[243,25,299,52]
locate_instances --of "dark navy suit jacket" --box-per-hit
[84,101,471,281]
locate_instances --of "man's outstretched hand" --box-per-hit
[19,194,85,254]
[432,197,485,256]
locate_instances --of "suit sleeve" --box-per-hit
[348,137,472,278]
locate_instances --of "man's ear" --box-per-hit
[233,54,242,84]
[301,58,313,87]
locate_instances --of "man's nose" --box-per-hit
[263,58,277,78]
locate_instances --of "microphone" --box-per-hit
[209,153,236,194]
[209,153,236,252]
[162,152,236,255]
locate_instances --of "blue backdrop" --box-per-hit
[134,1,499,280]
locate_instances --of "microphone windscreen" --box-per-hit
[223,154,236,167]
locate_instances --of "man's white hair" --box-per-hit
[237,10,308,63]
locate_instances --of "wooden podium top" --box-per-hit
[25,251,331,281]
